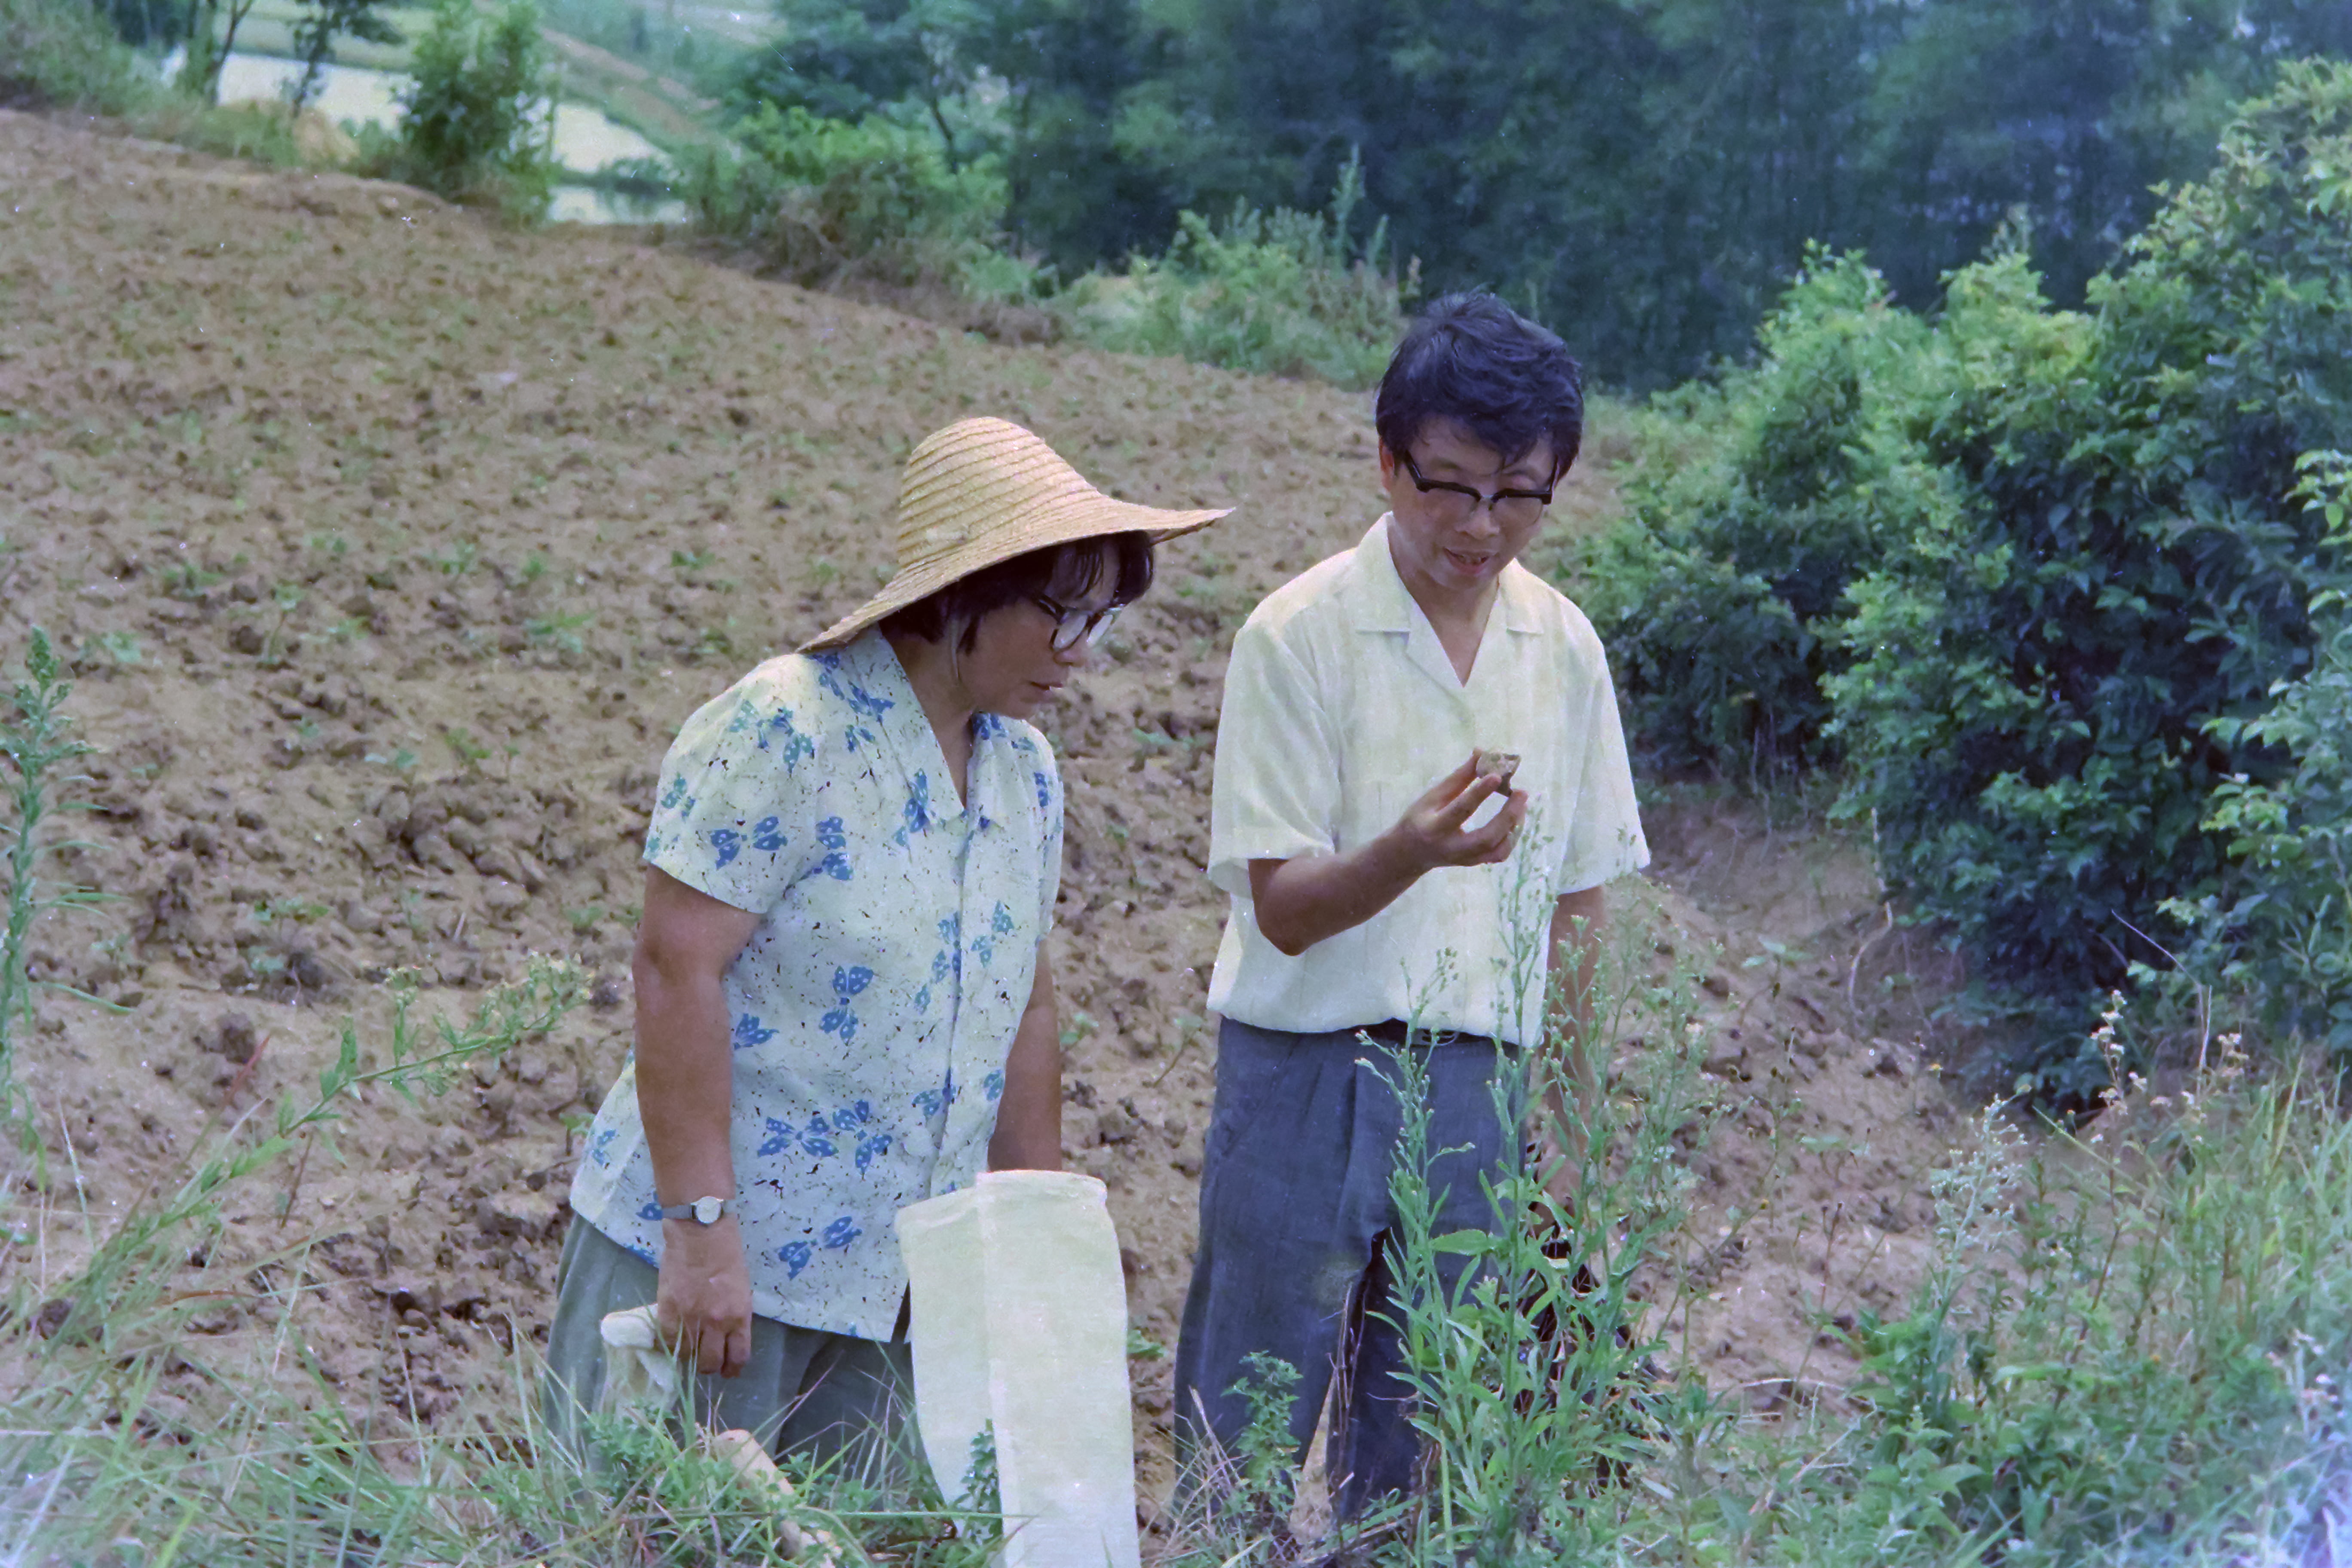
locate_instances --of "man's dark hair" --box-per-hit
[1374,291,1584,479]
[882,533,1154,654]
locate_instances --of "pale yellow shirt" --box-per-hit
[1206,516,1649,1046]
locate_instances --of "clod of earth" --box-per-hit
[1474,748,1521,788]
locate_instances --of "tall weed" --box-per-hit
[1061,152,1416,390]
[1822,1039,2352,1562]
[1378,882,1712,1565]
[1158,878,1716,1567]
[0,631,103,1131]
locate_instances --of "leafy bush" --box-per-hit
[352,0,558,219]
[1582,62,2352,1089]
[675,104,1016,291]
[2169,453,2352,1058]
[1579,248,1957,778]
[0,0,156,113]
[1060,153,1416,390]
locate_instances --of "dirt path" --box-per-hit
[0,110,1963,1498]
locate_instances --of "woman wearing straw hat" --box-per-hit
[546,417,1227,1463]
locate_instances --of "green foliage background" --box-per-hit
[710,0,2352,389]
[1581,62,2352,1090]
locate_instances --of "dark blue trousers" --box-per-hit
[1172,1017,1518,1516]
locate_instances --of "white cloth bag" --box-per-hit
[597,1303,682,1419]
[895,1170,1139,1568]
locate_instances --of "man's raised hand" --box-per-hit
[1393,752,1528,871]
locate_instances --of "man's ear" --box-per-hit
[1376,441,1399,485]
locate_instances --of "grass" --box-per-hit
[3,454,2351,1563]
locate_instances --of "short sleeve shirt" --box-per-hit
[1206,516,1648,1046]
[570,630,1064,1339]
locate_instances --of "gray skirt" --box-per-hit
[541,1218,917,1476]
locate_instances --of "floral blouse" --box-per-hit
[569,630,1064,1338]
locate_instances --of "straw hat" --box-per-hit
[799,418,1229,652]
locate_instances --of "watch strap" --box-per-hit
[658,1196,738,1224]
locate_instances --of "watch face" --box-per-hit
[694,1196,723,1225]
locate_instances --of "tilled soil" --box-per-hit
[0,110,1963,1501]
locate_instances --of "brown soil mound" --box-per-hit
[0,109,1965,1498]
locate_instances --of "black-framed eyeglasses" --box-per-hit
[1031,594,1123,652]
[1399,450,1555,525]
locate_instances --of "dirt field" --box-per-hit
[0,109,1968,1501]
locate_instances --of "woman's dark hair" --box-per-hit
[1374,291,1584,478]
[882,533,1154,653]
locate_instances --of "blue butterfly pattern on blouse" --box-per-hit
[812,817,852,881]
[822,1215,862,1250]
[971,900,1018,966]
[755,1116,799,1158]
[589,1126,618,1168]
[796,1114,838,1158]
[983,1068,1006,1102]
[895,771,934,846]
[911,1085,947,1118]
[816,657,895,751]
[932,914,960,983]
[763,706,818,771]
[752,816,787,853]
[820,965,875,1042]
[779,1240,815,1278]
[732,1013,777,1050]
[710,827,743,867]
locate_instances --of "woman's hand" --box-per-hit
[657,1213,754,1377]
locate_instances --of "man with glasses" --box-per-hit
[1173,291,1649,1516]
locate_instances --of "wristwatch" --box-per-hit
[658,1196,738,1225]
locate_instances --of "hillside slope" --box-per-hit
[0,110,1963,1499]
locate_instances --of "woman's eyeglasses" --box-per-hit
[1031,594,1124,651]
[1399,450,1555,527]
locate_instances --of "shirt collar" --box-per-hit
[1349,514,1543,637]
[828,632,1000,830]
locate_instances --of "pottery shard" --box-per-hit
[1473,748,1521,788]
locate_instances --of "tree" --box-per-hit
[285,0,403,116]
[172,0,264,102]
[730,0,986,165]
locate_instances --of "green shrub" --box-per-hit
[1060,153,1415,390]
[2168,452,2352,1058]
[675,103,1014,291]
[1578,248,1959,778]
[352,0,558,220]
[0,0,156,113]
[1582,62,2352,1090]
